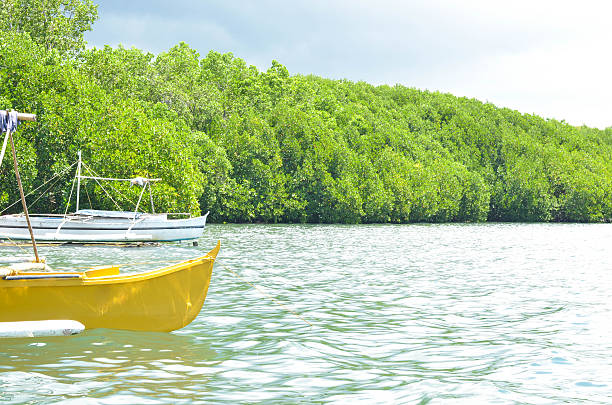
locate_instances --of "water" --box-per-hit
[1,223,612,404]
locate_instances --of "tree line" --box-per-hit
[2,0,612,223]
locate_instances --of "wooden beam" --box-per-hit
[7,128,40,262]
[16,112,36,122]
[2,111,37,122]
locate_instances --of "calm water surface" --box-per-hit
[1,223,611,404]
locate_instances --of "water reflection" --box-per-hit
[1,329,216,404]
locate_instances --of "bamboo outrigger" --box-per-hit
[0,110,219,333]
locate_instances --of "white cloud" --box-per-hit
[86,0,612,128]
[408,1,612,128]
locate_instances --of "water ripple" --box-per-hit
[2,223,612,403]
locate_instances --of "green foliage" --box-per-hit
[2,5,612,223]
[0,29,201,215]
[0,0,98,56]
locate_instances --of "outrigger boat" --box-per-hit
[0,151,208,243]
[0,209,209,243]
[0,110,219,333]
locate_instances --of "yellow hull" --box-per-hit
[0,241,220,332]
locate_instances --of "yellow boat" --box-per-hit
[0,241,219,332]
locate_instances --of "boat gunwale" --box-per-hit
[1,241,220,287]
[0,215,209,226]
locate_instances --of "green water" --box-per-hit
[1,223,611,404]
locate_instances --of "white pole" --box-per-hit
[149,182,155,213]
[133,182,147,219]
[75,151,82,212]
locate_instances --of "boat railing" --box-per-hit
[19,214,71,217]
[166,212,193,219]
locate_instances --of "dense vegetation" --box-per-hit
[2,0,612,223]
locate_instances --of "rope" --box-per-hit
[82,162,138,209]
[84,182,93,209]
[81,163,123,211]
[0,161,78,215]
[63,172,77,216]
[223,265,313,327]
[28,170,68,209]
[1,234,31,256]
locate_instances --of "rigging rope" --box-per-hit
[1,156,156,216]
[0,161,78,215]
[63,172,77,216]
[28,171,68,210]
[1,234,31,256]
[81,163,123,211]
[84,181,93,209]
[82,162,141,209]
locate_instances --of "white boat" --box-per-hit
[0,152,209,243]
[0,210,208,242]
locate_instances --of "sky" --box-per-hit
[86,0,612,129]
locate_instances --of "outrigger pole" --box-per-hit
[2,111,39,262]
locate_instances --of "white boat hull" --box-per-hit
[0,211,208,242]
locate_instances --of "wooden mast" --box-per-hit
[4,111,39,262]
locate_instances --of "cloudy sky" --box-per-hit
[86,0,612,129]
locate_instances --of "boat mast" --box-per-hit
[75,150,82,212]
[4,111,40,262]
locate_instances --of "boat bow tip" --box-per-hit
[206,240,221,260]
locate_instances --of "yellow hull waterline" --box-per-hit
[0,241,220,332]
